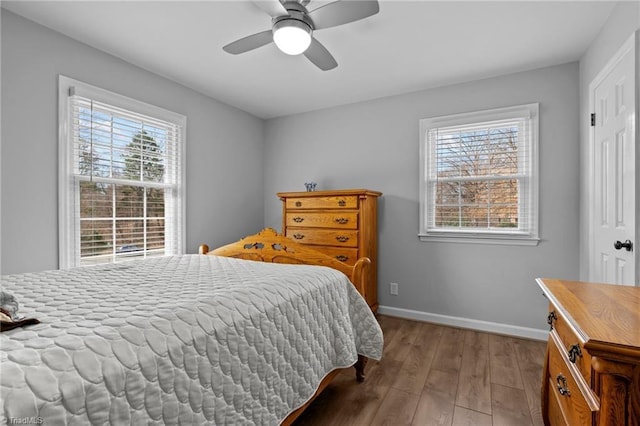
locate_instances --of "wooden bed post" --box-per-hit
[355,355,368,382]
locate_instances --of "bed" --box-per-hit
[0,228,383,425]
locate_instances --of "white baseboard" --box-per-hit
[378,305,549,341]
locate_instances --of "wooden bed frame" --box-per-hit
[199,227,371,425]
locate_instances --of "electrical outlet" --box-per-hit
[390,282,399,296]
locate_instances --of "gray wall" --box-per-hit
[264,63,580,332]
[1,10,265,274]
[578,2,640,280]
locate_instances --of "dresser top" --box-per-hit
[277,189,382,198]
[537,278,640,359]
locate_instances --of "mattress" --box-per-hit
[0,255,383,425]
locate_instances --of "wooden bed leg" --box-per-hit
[355,355,368,382]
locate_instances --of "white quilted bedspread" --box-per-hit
[0,255,383,425]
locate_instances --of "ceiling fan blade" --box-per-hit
[308,0,379,30]
[252,0,288,18]
[223,30,274,54]
[304,38,338,71]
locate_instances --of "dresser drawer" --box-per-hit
[549,304,592,384]
[548,387,570,426]
[285,212,358,229]
[309,246,359,265]
[547,333,596,426]
[285,196,358,210]
[286,229,359,247]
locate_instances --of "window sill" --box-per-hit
[418,233,540,246]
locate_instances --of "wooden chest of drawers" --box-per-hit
[278,189,382,312]
[536,278,640,426]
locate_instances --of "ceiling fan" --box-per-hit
[223,0,379,71]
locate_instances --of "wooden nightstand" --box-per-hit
[537,278,640,425]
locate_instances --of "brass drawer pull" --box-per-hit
[292,217,304,223]
[295,201,302,207]
[334,217,349,225]
[336,255,349,262]
[336,235,350,243]
[338,200,346,207]
[568,344,582,363]
[556,374,571,396]
[292,233,305,240]
[547,311,557,330]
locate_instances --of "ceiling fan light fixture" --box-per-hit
[273,19,312,55]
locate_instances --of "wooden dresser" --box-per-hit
[277,189,382,312]
[536,278,640,426]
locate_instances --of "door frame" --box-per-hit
[587,32,639,284]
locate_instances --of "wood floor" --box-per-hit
[294,315,547,426]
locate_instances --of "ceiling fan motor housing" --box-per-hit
[273,2,315,32]
[271,2,314,55]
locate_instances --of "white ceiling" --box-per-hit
[3,1,616,119]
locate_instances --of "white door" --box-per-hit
[590,35,637,286]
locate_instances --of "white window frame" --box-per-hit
[58,76,186,268]
[419,103,539,245]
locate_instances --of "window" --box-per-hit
[419,103,539,245]
[59,76,186,268]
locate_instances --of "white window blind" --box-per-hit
[419,104,539,245]
[59,76,186,268]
